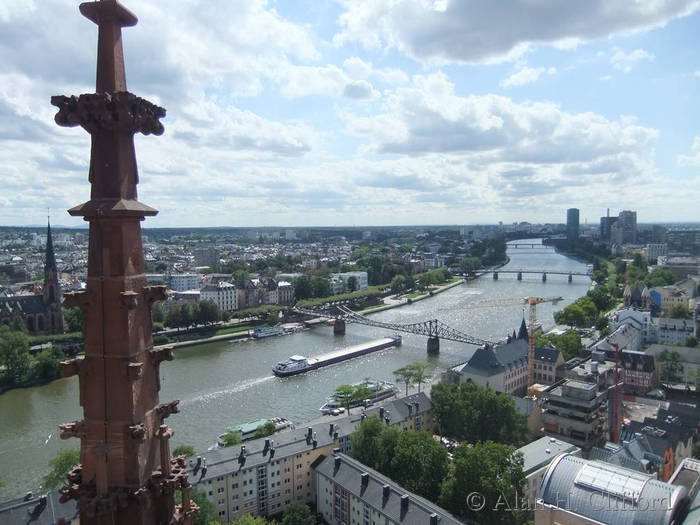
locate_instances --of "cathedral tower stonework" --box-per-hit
[52,1,195,523]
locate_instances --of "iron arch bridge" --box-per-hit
[292,304,493,354]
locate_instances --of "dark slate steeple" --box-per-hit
[518,318,528,340]
[42,220,63,333]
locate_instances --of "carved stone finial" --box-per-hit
[60,356,84,379]
[143,285,168,304]
[128,423,147,441]
[59,420,87,440]
[63,290,89,310]
[120,290,139,310]
[155,400,180,420]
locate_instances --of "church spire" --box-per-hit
[518,317,528,340]
[44,219,57,275]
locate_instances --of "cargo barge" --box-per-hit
[272,336,402,377]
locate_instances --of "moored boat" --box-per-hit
[319,379,398,414]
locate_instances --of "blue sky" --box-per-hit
[0,0,699,227]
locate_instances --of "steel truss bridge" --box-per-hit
[293,304,492,353]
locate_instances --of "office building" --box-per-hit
[566,208,579,241]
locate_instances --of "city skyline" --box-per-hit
[1,1,699,227]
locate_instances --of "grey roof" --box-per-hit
[516,436,580,475]
[0,491,77,525]
[509,395,536,416]
[539,453,687,525]
[315,453,464,525]
[456,339,528,377]
[602,349,655,373]
[647,345,700,365]
[192,392,432,484]
[534,346,560,364]
[590,435,662,475]
[0,294,46,315]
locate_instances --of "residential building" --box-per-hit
[314,453,462,525]
[277,281,295,306]
[517,436,581,503]
[540,379,609,451]
[169,273,202,292]
[590,434,665,478]
[650,285,693,315]
[193,247,220,267]
[610,307,657,344]
[602,349,656,395]
[566,208,579,241]
[624,418,694,482]
[192,393,433,523]
[536,453,688,525]
[657,256,700,280]
[200,281,238,312]
[657,318,696,345]
[646,243,668,264]
[591,321,643,352]
[330,271,368,294]
[666,229,700,255]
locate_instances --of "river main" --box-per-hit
[0,240,589,498]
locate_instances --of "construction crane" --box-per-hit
[470,296,563,389]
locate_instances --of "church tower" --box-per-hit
[42,221,64,333]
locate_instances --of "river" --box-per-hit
[0,239,589,498]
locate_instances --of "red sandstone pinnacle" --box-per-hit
[51,1,194,523]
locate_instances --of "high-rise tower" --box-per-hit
[566,208,579,241]
[52,1,195,523]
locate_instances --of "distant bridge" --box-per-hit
[475,268,592,282]
[508,243,552,248]
[293,304,492,354]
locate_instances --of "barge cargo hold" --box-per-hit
[272,336,402,377]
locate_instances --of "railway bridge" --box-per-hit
[292,304,492,355]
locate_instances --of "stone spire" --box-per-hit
[52,1,194,524]
[518,317,528,340]
[43,220,64,333]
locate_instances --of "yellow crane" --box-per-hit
[470,296,563,389]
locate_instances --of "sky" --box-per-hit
[1,0,699,228]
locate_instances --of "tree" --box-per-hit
[431,382,527,446]
[33,347,62,381]
[253,421,277,439]
[42,449,80,490]
[232,517,268,525]
[165,307,182,331]
[659,350,683,384]
[180,303,194,328]
[310,276,330,298]
[173,445,196,457]
[232,270,249,288]
[63,307,84,333]
[390,275,408,294]
[152,302,165,323]
[0,326,31,386]
[594,315,609,332]
[536,331,583,361]
[393,365,415,395]
[334,384,356,414]
[191,489,220,525]
[350,416,385,470]
[220,430,242,447]
[644,268,675,288]
[667,305,692,319]
[686,336,698,348]
[440,442,526,524]
[407,362,431,392]
[198,300,221,325]
[346,276,358,293]
[281,501,316,525]
[390,431,448,501]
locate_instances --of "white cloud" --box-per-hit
[343,80,380,100]
[678,137,700,167]
[334,0,699,64]
[610,48,655,72]
[501,66,556,88]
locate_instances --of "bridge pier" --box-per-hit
[568,274,573,283]
[333,319,346,335]
[517,272,522,281]
[427,336,440,355]
[542,273,547,282]
[493,272,498,280]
